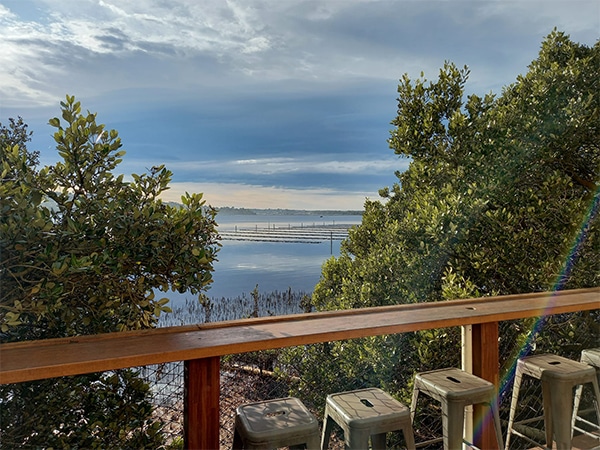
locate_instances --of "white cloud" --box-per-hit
[0,6,60,105]
[2,0,598,109]
[0,0,278,106]
[164,156,407,177]
[0,4,13,19]
[2,0,598,213]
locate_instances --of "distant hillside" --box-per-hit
[215,207,363,216]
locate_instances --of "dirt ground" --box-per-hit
[153,366,346,449]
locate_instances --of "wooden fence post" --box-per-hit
[472,321,500,450]
[184,356,220,450]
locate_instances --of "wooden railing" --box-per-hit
[1,287,598,449]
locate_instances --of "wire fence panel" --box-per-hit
[1,294,597,449]
[137,295,598,449]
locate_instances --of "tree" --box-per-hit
[0,95,220,448]
[286,31,599,408]
[315,29,598,310]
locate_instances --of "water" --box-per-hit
[165,214,361,307]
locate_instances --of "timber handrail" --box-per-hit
[1,287,598,385]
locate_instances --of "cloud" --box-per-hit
[0,6,60,105]
[2,0,598,110]
[166,156,406,177]
[3,0,598,211]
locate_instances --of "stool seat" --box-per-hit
[232,397,320,449]
[505,353,600,450]
[517,353,597,383]
[411,367,503,450]
[321,387,415,450]
[413,367,496,403]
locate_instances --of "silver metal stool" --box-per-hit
[321,387,416,450]
[410,367,503,450]
[232,397,320,449]
[572,348,600,445]
[505,353,600,450]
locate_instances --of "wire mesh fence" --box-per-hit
[136,294,599,449]
[1,293,598,449]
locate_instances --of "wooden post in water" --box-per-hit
[184,356,220,450]
[471,321,500,449]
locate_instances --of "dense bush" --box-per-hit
[0,96,220,448]
[286,30,599,409]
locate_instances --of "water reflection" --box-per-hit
[166,214,361,307]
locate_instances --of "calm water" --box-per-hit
[166,214,361,307]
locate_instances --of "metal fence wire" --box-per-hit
[135,294,599,450]
[1,293,598,449]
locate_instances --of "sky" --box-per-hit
[1,1,598,210]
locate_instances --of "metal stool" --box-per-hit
[572,348,600,444]
[410,367,503,450]
[232,397,320,449]
[505,353,600,450]
[321,387,416,449]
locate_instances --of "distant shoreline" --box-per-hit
[215,206,363,216]
[163,202,364,216]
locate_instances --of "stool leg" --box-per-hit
[505,370,523,450]
[402,423,416,450]
[548,380,575,450]
[541,380,555,448]
[232,422,244,449]
[320,413,335,450]
[489,400,504,450]
[345,429,370,450]
[592,377,600,426]
[291,437,319,450]
[370,432,386,450]
[410,387,419,422]
[306,433,321,450]
[572,383,584,435]
[442,400,465,450]
[409,387,421,450]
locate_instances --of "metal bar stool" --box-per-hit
[321,387,416,450]
[572,348,600,444]
[410,367,503,450]
[232,397,320,449]
[505,353,600,450]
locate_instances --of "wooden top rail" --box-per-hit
[1,288,598,384]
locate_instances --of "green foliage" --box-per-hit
[0,95,220,447]
[316,29,598,310]
[1,371,165,450]
[300,30,599,400]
